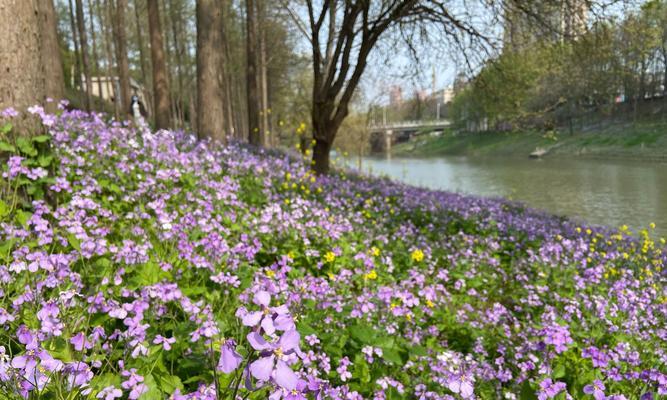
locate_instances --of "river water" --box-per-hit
[344,156,667,238]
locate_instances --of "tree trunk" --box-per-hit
[68,0,82,97]
[147,0,171,130]
[112,0,131,115]
[246,0,261,146]
[75,0,92,111]
[98,0,121,119]
[38,0,65,112]
[0,0,44,125]
[134,0,152,118]
[88,0,103,110]
[312,137,333,175]
[168,0,185,129]
[258,0,270,147]
[196,0,226,142]
[220,2,235,137]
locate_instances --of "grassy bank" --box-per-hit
[392,120,667,161]
[0,108,665,399]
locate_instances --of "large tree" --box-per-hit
[196,0,226,142]
[147,0,171,129]
[0,0,63,123]
[39,0,66,112]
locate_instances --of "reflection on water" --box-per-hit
[345,155,667,237]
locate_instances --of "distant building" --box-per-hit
[75,74,149,107]
[389,85,403,106]
[503,0,588,50]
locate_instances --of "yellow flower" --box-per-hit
[426,299,434,308]
[650,222,656,229]
[370,246,380,257]
[390,302,398,310]
[405,314,412,322]
[324,251,336,263]
[327,272,335,280]
[364,270,377,280]
[411,249,424,262]
[265,270,275,278]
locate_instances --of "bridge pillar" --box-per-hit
[385,129,393,159]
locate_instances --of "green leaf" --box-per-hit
[31,134,51,143]
[553,363,566,379]
[155,372,183,394]
[380,346,405,366]
[0,140,15,152]
[37,155,53,167]
[519,380,538,400]
[15,210,32,227]
[67,234,81,251]
[1,123,12,134]
[0,199,8,218]
[349,324,376,344]
[43,337,73,362]
[16,137,37,156]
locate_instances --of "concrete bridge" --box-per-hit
[369,119,451,154]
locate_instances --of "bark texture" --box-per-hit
[196,0,226,142]
[147,0,171,129]
[246,0,261,146]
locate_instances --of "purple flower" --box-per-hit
[447,372,474,398]
[153,335,176,351]
[538,378,567,400]
[97,386,123,400]
[248,330,300,390]
[218,340,243,374]
[583,380,606,400]
[240,291,294,335]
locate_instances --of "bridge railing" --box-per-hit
[368,119,451,130]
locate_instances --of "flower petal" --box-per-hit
[279,330,300,352]
[247,332,271,351]
[274,360,298,391]
[249,355,274,382]
[219,344,243,374]
[254,291,271,307]
[242,311,263,327]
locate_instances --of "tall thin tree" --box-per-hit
[147,0,172,129]
[196,0,226,142]
[75,0,92,110]
[68,0,83,102]
[112,0,132,114]
[246,0,261,146]
[88,0,103,109]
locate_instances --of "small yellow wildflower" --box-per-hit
[426,299,434,308]
[324,251,336,263]
[364,270,378,280]
[650,222,656,229]
[327,272,335,280]
[370,246,380,257]
[265,270,275,278]
[411,249,424,262]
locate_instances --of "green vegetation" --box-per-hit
[392,121,667,160]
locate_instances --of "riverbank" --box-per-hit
[392,119,667,161]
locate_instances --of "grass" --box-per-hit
[392,119,667,161]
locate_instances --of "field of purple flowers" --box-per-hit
[0,105,665,400]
